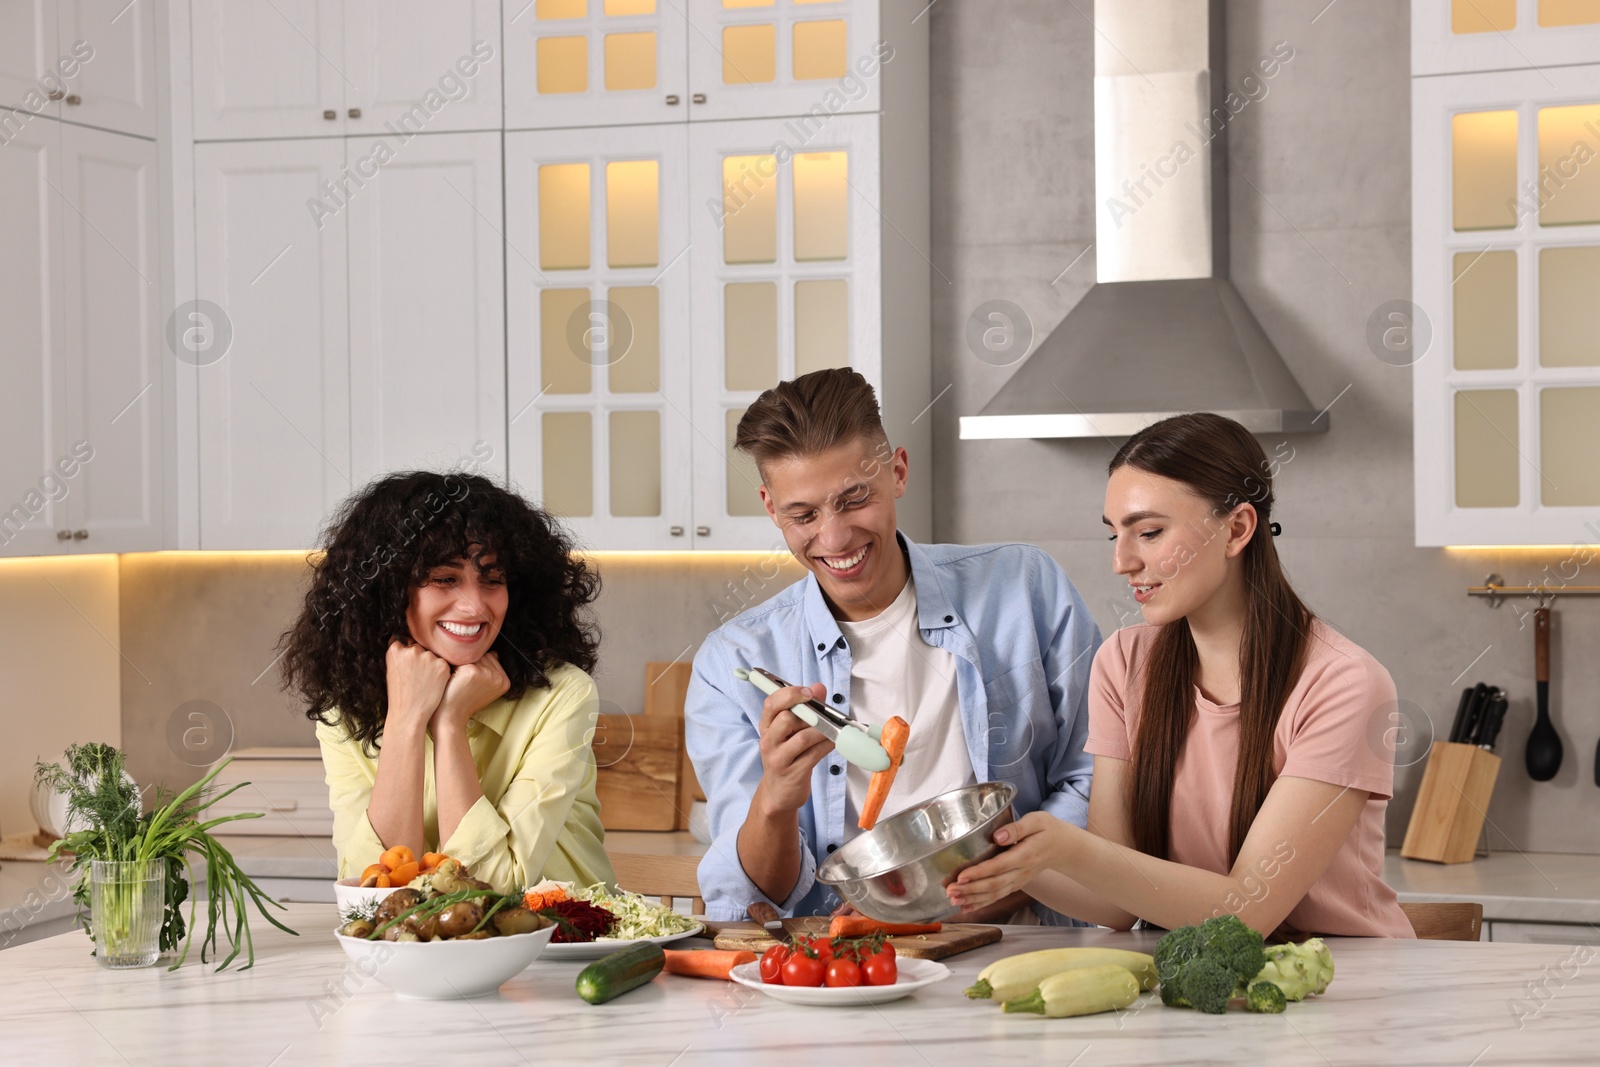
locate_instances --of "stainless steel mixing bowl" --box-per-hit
[815,782,1017,923]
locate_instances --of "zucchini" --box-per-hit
[965,947,1157,1001]
[575,942,667,1004]
[1002,964,1141,1018]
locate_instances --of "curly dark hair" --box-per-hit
[280,470,600,751]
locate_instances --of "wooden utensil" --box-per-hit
[1525,608,1562,782]
[711,921,1003,961]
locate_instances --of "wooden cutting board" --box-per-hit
[709,920,1002,961]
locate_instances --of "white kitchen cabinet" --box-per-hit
[56,121,166,553]
[502,0,688,130]
[1411,59,1600,546]
[194,138,352,549]
[343,0,503,135]
[347,130,506,483]
[57,0,160,139]
[191,0,346,140]
[0,0,60,121]
[501,0,881,131]
[0,118,165,557]
[687,113,882,548]
[506,123,695,549]
[1413,0,1600,77]
[506,1,927,552]
[684,0,881,124]
[192,0,502,142]
[0,117,69,557]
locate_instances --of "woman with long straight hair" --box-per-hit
[949,413,1414,938]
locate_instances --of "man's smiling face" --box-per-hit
[759,435,909,622]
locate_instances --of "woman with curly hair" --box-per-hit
[280,470,614,895]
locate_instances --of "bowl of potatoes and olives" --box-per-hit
[333,859,556,999]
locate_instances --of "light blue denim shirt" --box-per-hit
[685,533,1102,922]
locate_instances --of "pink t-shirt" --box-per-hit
[1085,620,1415,939]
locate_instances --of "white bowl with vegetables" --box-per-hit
[335,923,555,1000]
[333,858,558,999]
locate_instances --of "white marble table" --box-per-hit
[1,903,1594,1066]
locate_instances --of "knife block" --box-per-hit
[1401,741,1502,864]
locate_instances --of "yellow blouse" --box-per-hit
[315,662,615,895]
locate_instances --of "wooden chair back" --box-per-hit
[1399,901,1484,941]
[646,660,702,831]
[608,851,704,914]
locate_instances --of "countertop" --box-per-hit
[2,903,1595,1066]
[1384,849,1600,925]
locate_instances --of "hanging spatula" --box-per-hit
[1526,608,1563,782]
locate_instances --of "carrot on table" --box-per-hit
[828,916,941,939]
[857,716,910,831]
[661,949,757,980]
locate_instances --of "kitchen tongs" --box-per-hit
[734,666,892,772]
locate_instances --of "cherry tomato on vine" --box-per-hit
[781,950,826,988]
[759,944,790,984]
[824,957,863,987]
[861,952,898,986]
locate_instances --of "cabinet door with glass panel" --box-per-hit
[503,0,688,129]
[686,0,882,123]
[1413,0,1600,77]
[506,124,693,549]
[688,114,880,550]
[1412,64,1600,545]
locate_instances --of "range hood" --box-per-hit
[960,0,1327,440]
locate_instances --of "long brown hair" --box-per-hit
[1112,414,1312,864]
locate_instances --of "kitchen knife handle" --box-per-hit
[1534,608,1550,683]
[1448,687,1473,744]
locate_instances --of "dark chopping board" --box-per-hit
[706,920,1002,960]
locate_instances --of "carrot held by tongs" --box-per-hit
[857,716,909,831]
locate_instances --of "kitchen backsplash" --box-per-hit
[1,555,121,840]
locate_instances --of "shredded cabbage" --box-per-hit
[570,882,697,940]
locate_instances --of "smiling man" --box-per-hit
[685,369,1101,923]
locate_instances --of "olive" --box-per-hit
[437,901,486,939]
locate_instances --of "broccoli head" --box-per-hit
[1253,937,1334,1001]
[1154,915,1269,1014]
[1245,980,1287,1014]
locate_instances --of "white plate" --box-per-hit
[538,923,705,960]
[728,956,951,1005]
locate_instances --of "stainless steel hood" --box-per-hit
[959,0,1327,440]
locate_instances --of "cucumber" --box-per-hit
[965,947,1158,1001]
[1002,965,1142,1018]
[575,942,667,1004]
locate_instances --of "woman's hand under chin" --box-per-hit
[432,650,511,733]
[385,639,451,734]
[946,811,1076,912]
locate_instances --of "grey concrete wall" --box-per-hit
[927,0,1600,854]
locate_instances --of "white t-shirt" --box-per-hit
[836,574,977,830]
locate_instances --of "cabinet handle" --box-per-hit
[692,93,706,104]
[323,109,337,120]
[665,94,680,105]
[57,529,72,541]
[72,530,88,541]
[696,526,710,537]
[670,525,685,536]
[65,94,81,106]
[347,108,361,119]
[47,90,65,102]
